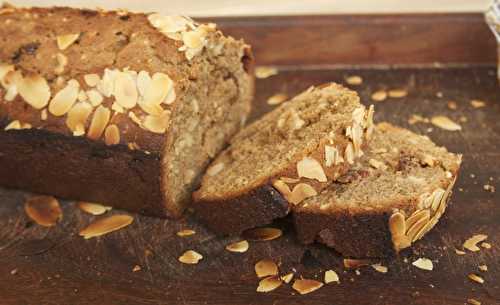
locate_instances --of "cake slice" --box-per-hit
[193,83,374,235]
[293,122,462,258]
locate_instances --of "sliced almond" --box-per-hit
[24,195,62,227]
[345,75,363,85]
[143,110,170,134]
[431,116,462,131]
[225,240,249,253]
[0,64,14,82]
[176,229,196,237]
[57,33,80,50]
[463,234,488,252]
[147,14,190,33]
[54,53,68,75]
[467,298,482,305]
[178,250,203,264]
[77,202,112,215]
[325,145,343,167]
[255,66,278,79]
[243,227,282,241]
[138,98,164,116]
[256,276,282,293]
[478,265,488,272]
[405,209,430,232]
[255,259,278,278]
[455,249,466,255]
[84,74,100,87]
[143,72,175,106]
[296,157,327,182]
[371,263,388,273]
[86,89,104,107]
[267,93,288,106]
[206,162,224,176]
[281,273,294,284]
[389,212,406,238]
[481,242,491,249]
[468,274,484,284]
[470,99,486,108]
[288,183,317,205]
[104,124,120,145]
[412,258,433,271]
[4,120,21,130]
[388,88,408,98]
[371,90,387,102]
[79,215,133,239]
[344,143,355,164]
[113,72,138,109]
[17,74,51,109]
[272,180,292,197]
[132,265,141,272]
[324,270,339,283]
[48,81,80,116]
[292,279,324,295]
[87,105,110,140]
[343,258,371,269]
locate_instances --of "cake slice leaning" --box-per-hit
[193,83,375,235]
[293,122,462,258]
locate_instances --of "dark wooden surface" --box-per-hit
[1,14,499,305]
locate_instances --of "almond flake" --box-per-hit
[408,114,429,125]
[79,215,133,239]
[143,110,170,134]
[4,120,21,130]
[84,74,100,87]
[104,124,120,145]
[388,88,408,98]
[288,183,318,205]
[371,264,388,273]
[467,298,482,305]
[24,195,62,227]
[255,66,278,79]
[132,265,141,272]
[57,33,80,50]
[430,116,461,131]
[280,177,300,184]
[143,72,175,106]
[281,273,294,284]
[54,53,68,75]
[255,259,278,278]
[369,158,386,170]
[267,93,288,106]
[113,72,138,109]
[412,258,433,271]
[371,90,387,102]
[225,240,249,253]
[87,105,110,140]
[147,14,190,33]
[296,157,327,182]
[463,234,488,252]
[256,276,282,292]
[344,143,355,164]
[49,82,80,116]
[345,75,363,85]
[292,279,324,295]
[325,145,343,167]
[324,270,339,283]
[468,274,484,284]
[178,250,203,264]
[137,71,151,97]
[478,265,488,272]
[86,89,104,107]
[207,162,224,176]
[18,74,51,109]
[343,259,371,269]
[455,249,466,255]
[243,227,282,241]
[78,202,112,215]
[176,229,196,237]
[470,99,486,108]
[481,242,491,249]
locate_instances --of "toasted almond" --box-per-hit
[113,72,138,109]
[325,145,343,167]
[344,143,355,164]
[371,90,387,102]
[79,215,133,239]
[288,183,318,205]
[481,242,491,249]
[132,265,141,272]
[412,258,433,271]
[84,74,100,87]
[292,279,324,295]
[138,98,164,116]
[324,270,340,283]
[49,81,80,116]
[182,29,205,49]
[388,88,408,98]
[255,259,279,278]
[104,124,120,145]
[143,73,175,106]
[137,71,151,97]
[4,120,21,130]
[389,212,406,238]
[405,209,430,232]
[176,229,196,237]
[256,276,282,292]
[371,263,388,273]
[447,101,457,110]
[143,110,170,134]
[470,99,486,108]
[178,250,203,264]
[87,105,110,140]
[281,273,294,284]
[343,258,371,269]
[345,75,363,85]
[467,298,482,305]
[24,195,62,227]
[468,274,484,284]
[455,249,466,255]
[54,53,68,74]
[297,157,327,182]
[207,162,224,176]
[280,177,300,184]
[225,240,249,253]
[255,66,278,79]
[478,265,488,272]
[77,202,112,215]
[463,234,488,252]
[77,90,88,102]
[267,93,288,106]
[243,227,282,241]
[431,116,461,131]
[73,123,85,136]
[18,74,51,109]
[272,180,292,197]
[86,89,104,107]
[57,33,80,50]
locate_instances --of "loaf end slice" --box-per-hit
[293,122,462,258]
[194,83,374,235]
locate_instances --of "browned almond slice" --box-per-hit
[113,72,138,109]
[77,202,112,215]
[280,177,300,184]
[66,102,93,132]
[24,195,62,227]
[132,265,141,272]
[256,276,282,292]
[87,105,110,140]
[255,66,278,79]
[296,157,327,182]
[371,90,387,102]
[447,101,457,110]
[388,88,408,98]
[467,298,482,305]
[48,79,82,115]
[137,71,151,96]
[176,229,196,237]
[343,258,371,269]
[371,263,388,273]
[243,227,282,241]
[57,33,80,50]
[84,74,100,87]
[455,249,466,255]
[104,124,120,145]
[267,93,288,106]
[344,143,355,164]
[324,270,339,283]
[406,213,430,241]
[412,258,433,271]
[345,75,363,85]
[281,273,294,284]
[17,74,51,109]
[431,116,461,131]
[288,183,318,205]
[87,89,103,107]
[54,53,68,75]
[178,250,203,264]
[405,209,430,231]
[470,99,486,108]
[292,279,324,295]
[143,72,175,106]
[325,145,343,167]
[225,240,249,253]
[143,110,170,134]
[463,234,488,252]
[4,120,21,131]
[79,215,133,239]
[478,265,488,272]
[481,242,491,249]
[468,274,484,284]
[255,259,278,278]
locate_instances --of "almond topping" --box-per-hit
[113,72,138,109]
[24,195,62,227]
[468,274,484,284]
[463,234,488,252]
[297,157,327,182]
[4,120,21,130]
[267,93,288,105]
[255,66,278,79]
[344,143,355,164]
[87,105,110,140]
[137,71,151,97]
[206,162,224,176]
[288,183,317,205]
[143,110,170,134]
[345,75,363,85]
[243,227,282,241]
[176,229,196,237]
[84,74,100,87]
[79,215,133,239]
[77,202,112,215]
[468,298,482,305]
[49,81,80,116]
[412,258,433,271]
[371,90,387,102]
[292,279,324,295]
[86,89,104,107]
[481,242,491,249]
[17,74,51,109]
[255,259,278,278]
[104,124,120,145]
[343,259,371,269]
[479,265,488,272]
[325,145,343,167]
[388,88,408,98]
[470,99,486,108]
[57,33,80,50]
[281,273,294,283]
[226,240,249,253]
[178,250,203,264]
[280,177,300,184]
[431,116,462,131]
[143,72,175,106]
[66,102,92,132]
[324,270,340,283]
[371,264,388,273]
[257,276,282,293]
[54,53,68,75]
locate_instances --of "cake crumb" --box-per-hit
[447,100,457,109]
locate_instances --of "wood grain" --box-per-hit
[0,14,499,305]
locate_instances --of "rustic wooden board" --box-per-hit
[0,14,499,305]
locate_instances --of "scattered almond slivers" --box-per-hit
[388,88,408,98]
[371,263,388,273]
[267,93,288,106]
[79,214,133,239]
[468,273,484,284]
[178,250,203,264]
[343,258,371,269]
[256,276,282,292]
[255,66,278,79]
[243,227,282,241]
[324,270,339,283]
[430,116,462,131]
[412,258,433,271]
[478,265,488,272]
[292,279,324,295]
[371,90,387,102]
[57,33,80,50]
[177,229,196,237]
[77,202,112,215]
[468,298,482,305]
[24,195,62,227]
[281,273,294,284]
[470,99,486,108]
[297,157,327,182]
[463,234,488,252]
[225,240,249,253]
[255,259,278,278]
[345,75,363,85]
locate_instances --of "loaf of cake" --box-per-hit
[0,6,254,217]
[193,83,374,234]
[293,123,462,258]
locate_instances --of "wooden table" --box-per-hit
[0,13,499,305]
